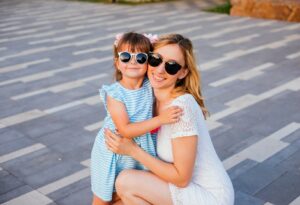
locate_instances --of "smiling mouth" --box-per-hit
[152,73,165,82]
[126,67,140,70]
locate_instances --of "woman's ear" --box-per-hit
[178,68,189,80]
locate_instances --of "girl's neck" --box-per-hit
[119,77,144,90]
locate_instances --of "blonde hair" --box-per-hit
[153,34,209,119]
[113,32,153,81]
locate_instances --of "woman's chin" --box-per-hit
[149,74,165,88]
[149,77,163,89]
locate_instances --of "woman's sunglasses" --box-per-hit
[118,52,148,64]
[148,52,182,75]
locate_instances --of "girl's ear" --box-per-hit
[178,68,189,80]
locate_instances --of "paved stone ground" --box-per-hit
[0,0,300,204]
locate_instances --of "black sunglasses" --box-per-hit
[148,52,182,75]
[118,52,148,64]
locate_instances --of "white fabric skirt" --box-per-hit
[168,182,234,205]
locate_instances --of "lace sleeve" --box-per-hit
[169,95,199,139]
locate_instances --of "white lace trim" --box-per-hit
[169,183,184,205]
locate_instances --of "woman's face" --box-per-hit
[147,44,187,90]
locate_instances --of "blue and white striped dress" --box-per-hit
[91,78,157,201]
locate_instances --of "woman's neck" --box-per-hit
[153,87,174,106]
[119,77,144,90]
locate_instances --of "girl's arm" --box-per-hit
[105,129,197,188]
[107,96,182,139]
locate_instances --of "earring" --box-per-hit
[176,79,184,86]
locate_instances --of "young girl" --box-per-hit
[90,32,182,205]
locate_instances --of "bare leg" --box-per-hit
[111,200,124,205]
[92,195,110,205]
[111,193,123,205]
[121,195,151,205]
[115,169,173,205]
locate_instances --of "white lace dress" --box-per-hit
[157,94,234,205]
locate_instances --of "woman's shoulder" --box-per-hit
[172,93,197,107]
[171,93,202,119]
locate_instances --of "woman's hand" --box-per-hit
[104,128,138,156]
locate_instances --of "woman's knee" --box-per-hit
[115,169,137,195]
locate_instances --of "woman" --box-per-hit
[105,34,234,205]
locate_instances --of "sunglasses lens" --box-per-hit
[119,52,131,63]
[148,53,162,67]
[165,61,182,75]
[136,53,148,64]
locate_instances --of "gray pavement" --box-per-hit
[0,0,300,204]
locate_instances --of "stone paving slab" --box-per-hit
[0,0,299,204]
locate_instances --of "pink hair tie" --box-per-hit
[114,33,158,47]
[143,33,159,44]
[114,33,123,47]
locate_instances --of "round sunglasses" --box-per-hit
[118,52,148,64]
[148,52,182,75]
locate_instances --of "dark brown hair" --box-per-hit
[113,32,153,81]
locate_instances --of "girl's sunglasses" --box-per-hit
[148,52,182,75]
[118,52,148,64]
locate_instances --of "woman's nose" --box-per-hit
[156,63,165,73]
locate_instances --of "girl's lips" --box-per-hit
[126,67,140,70]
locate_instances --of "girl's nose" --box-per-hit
[129,56,137,64]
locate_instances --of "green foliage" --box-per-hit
[66,0,175,5]
[204,0,231,14]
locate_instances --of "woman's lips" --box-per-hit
[152,73,165,82]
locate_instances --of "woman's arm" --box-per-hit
[107,96,182,139]
[105,129,197,188]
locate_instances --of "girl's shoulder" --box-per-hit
[114,78,151,93]
[99,82,124,103]
[99,78,150,100]
[100,82,120,94]
[100,82,119,91]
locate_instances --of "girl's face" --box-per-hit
[148,44,188,90]
[116,44,148,80]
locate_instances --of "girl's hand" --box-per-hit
[104,128,137,156]
[158,106,183,125]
